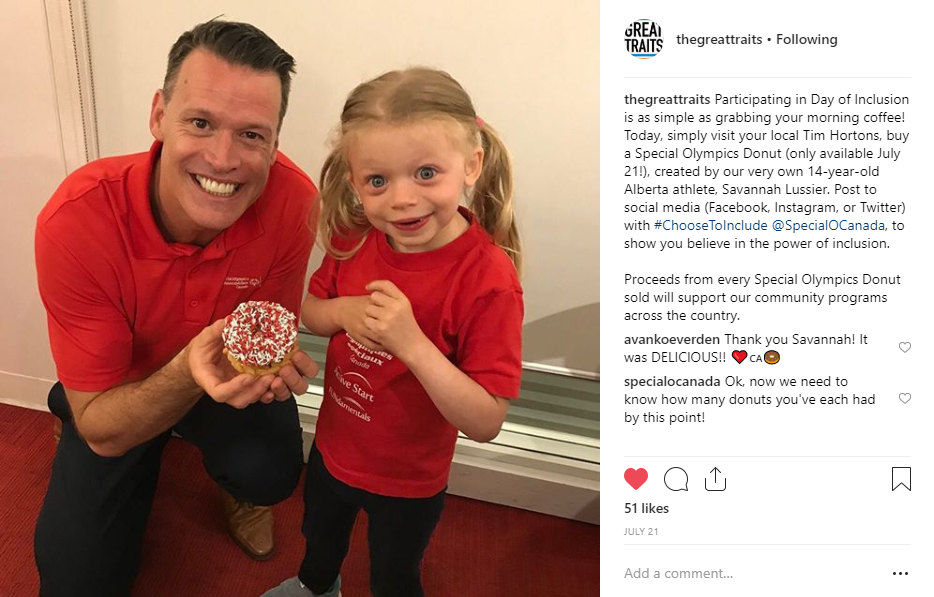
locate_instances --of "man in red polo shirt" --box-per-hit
[33,20,319,597]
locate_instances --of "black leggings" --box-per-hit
[299,443,446,597]
[33,382,304,597]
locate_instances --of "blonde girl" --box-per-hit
[262,67,523,597]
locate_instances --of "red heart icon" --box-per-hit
[624,468,648,490]
[732,350,747,364]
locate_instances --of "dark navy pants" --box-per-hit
[299,443,446,597]
[34,382,304,597]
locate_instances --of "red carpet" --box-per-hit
[0,403,598,596]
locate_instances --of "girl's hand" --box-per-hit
[364,280,428,361]
[338,295,384,351]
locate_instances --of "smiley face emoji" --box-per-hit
[764,350,780,365]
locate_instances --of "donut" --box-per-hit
[222,301,299,376]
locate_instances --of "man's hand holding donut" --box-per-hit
[187,319,319,407]
[186,320,273,408]
[261,352,319,404]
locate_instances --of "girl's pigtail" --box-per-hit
[470,122,523,276]
[319,148,369,259]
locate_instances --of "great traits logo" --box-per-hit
[625,19,663,59]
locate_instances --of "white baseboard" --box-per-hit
[0,371,54,410]
[448,441,600,524]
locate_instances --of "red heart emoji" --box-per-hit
[732,350,747,364]
[624,468,648,490]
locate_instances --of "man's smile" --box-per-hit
[193,174,241,197]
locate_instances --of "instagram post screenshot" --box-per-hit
[605,2,930,594]
[2,3,601,596]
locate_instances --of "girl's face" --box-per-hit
[346,120,482,253]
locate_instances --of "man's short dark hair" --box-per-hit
[163,20,296,130]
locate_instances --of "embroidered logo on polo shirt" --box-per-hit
[224,276,262,290]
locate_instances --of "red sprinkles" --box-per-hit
[222,301,298,367]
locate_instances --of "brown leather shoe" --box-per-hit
[52,419,62,443]
[220,488,275,560]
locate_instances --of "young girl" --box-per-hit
[261,67,524,597]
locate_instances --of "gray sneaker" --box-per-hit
[259,576,341,597]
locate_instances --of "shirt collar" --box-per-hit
[127,141,264,260]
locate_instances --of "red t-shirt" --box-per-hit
[308,208,524,497]
[35,142,319,392]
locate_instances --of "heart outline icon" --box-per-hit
[625,468,648,490]
[899,342,911,353]
[732,350,747,364]
[899,393,911,404]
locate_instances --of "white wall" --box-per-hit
[0,1,68,408]
[86,1,600,373]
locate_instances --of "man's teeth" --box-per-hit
[195,175,238,196]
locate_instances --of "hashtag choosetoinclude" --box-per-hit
[654,219,888,233]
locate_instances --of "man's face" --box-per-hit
[149,49,281,245]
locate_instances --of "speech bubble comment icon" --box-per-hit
[664,467,689,491]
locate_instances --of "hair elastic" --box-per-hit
[475,116,485,129]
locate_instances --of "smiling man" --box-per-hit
[34,20,319,597]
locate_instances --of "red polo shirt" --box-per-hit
[35,142,318,392]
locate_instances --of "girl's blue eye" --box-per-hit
[417,167,436,180]
[369,175,387,188]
